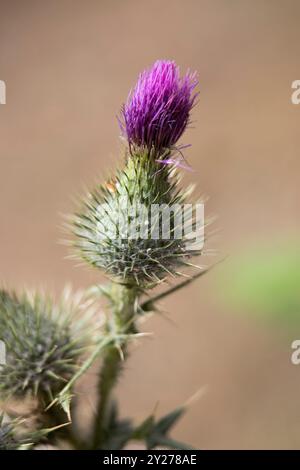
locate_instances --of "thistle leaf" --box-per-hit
[131,405,192,450]
[155,407,185,435]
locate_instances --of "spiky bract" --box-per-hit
[0,414,31,450]
[72,151,201,286]
[0,289,96,401]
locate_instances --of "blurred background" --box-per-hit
[1,0,300,449]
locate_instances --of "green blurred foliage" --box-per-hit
[219,241,300,326]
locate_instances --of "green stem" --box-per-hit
[91,283,138,449]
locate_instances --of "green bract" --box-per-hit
[0,289,95,401]
[73,151,202,286]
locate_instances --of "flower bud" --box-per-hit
[73,60,201,286]
[0,289,95,401]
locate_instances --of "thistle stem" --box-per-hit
[91,283,137,449]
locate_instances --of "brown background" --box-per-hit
[1,0,300,449]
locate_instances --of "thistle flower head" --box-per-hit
[0,289,97,401]
[119,60,198,153]
[73,61,202,286]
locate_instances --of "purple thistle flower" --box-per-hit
[119,60,199,154]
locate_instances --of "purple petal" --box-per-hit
[119,60,199,153]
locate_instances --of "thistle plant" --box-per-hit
[0,60,209,450]
[0,414,31,450]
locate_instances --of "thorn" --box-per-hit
[116,343,124,361]
[184,386,208,408]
